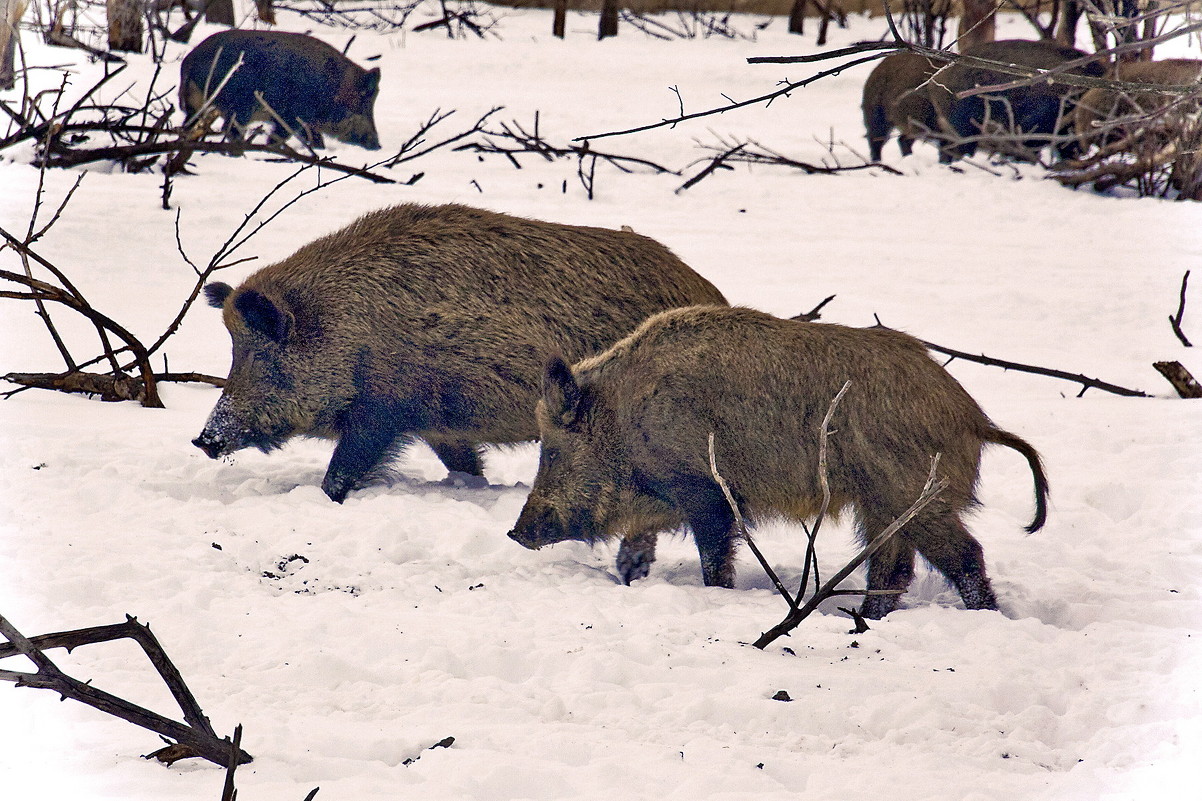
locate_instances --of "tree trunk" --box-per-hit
[1,0,27,91]
[957,0,995,52]
[552,0,565,38]
[106,0,142,53]
[205,0,236,26]
[598,0,618,40]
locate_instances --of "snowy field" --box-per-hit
[2,6,1201,800]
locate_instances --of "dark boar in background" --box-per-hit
[861,52,946,161]
[508,306,1048,619]
[937,39,1105,162]
[193,203,727,502]
[180,30,381,150]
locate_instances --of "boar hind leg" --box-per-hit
[860,528,918,620]
[428,439,484,477]
[908,514,998,612]
[865,104,889,162]
[616,529,658,585]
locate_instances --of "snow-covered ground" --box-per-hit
[2,7,1201,800]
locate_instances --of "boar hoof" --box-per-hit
[616,533,657,585]
[442,470,489,490]
[321,472,354,503]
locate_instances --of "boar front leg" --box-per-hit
[616,529,659,585]
[322,399,404,503]
[677,478,738,589]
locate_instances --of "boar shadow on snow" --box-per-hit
[508,306,1048,619]
[192,203,727,502]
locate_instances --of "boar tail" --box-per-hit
[985,427,1049,534]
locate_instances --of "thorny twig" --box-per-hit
[873,315,1150,398]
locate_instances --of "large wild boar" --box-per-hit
[936,39,1105,162]
[180,30,381,150]
[193,203,727,502]
[861,52,947,161]
[508,306,1048,619]
[1074,59,1202,148]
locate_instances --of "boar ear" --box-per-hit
[234,289,293,343]
[204,282,234,309]
[543,356,582,426]
[364,67,380,96]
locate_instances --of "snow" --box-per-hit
[2,7,1201,800]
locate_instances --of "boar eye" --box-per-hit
[543,447,560,467]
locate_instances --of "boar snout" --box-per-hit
[508,504,562,550]
[507,527,544,551]
[192,430,229,459]
[192,396,253,459]
[509,500,603,549]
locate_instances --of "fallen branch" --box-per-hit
[0,251,165,407]
[753,456,947,650]
[0,613,251,767]
[578,50,889,142]
[708,431,795,610]
[1153,361,1202,398]
[461,113,677,175]
[874,316,1149,398]
[676,143,744,193]
[1,369,224,401]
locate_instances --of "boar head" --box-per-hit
[508,356,627,550]
[331,67,381,150]
[193,281,337,460]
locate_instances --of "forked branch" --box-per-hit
[753,456,948,650]
[0,613,251,767]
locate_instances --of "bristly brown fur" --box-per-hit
[510,306,1049,618]
[194,203,726,502]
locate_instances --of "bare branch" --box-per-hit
[874,316,1149,398]
[0,612,251,767]
[708,432,796,610]
[1153,361,1202,398]
[753,456,948,650]
[578,51,889,142]
[1171,270,1192,347]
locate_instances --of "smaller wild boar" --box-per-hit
[508,306,1048,619]
[1074,59,1202,149]
[936,39,1105,162]
[179,30,381,150]
[861,52,947,161]
[193,203,727,503]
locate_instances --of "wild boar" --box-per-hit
[936,39,1105,162]
[1074,59,1202,149]
[179,30,381,150]
[861,52,947,161]
[192,203,727,502]
[508,306,1048,619]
